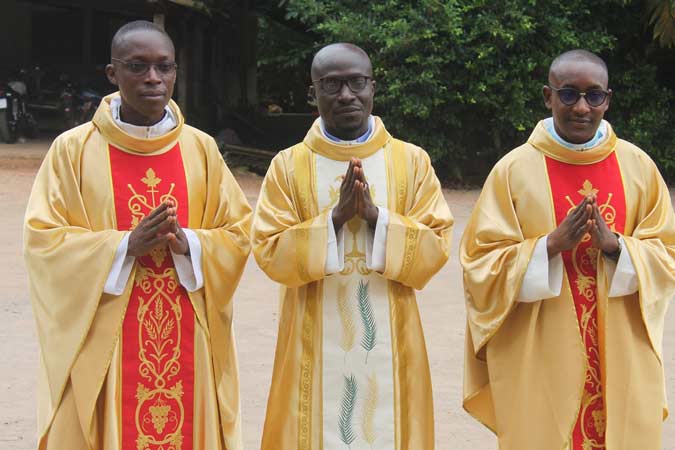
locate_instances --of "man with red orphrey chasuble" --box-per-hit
[461,49,675,450]
[23,21,251,450]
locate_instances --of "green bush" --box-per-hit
[261,0,675,182]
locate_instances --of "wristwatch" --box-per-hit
[603,232,622,261]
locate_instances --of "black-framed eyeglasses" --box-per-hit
[547,86,610,107]
[312,76,371,95]
[112,58,178,76]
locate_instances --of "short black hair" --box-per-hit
[111,20,173,58]
[549,49,608,83]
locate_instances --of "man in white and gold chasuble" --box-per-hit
[461,50,675,450]
[251,44,454,450]
[23,22,251,450]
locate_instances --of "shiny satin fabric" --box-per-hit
[461,121,675,450]
[24,93,252,449]
[251,118,454,450]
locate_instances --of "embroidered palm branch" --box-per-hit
[339,374,358,448]
[361,374,378,447]
[337,282,356,357]
[357,280,377,363]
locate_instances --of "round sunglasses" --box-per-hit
[548,86,610,107]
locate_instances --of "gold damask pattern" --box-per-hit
[564,179,611,450]
[128,168,187,450]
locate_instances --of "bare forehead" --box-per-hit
[113,29,175,60]
[549,60,608,88]
[311,47,372,78]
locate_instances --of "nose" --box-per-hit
[144,65,162,83]
[336,82,355,102]
[572,95,591,114]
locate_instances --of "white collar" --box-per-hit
[110,96,177,139]
[319,116,375,145]
[543,117,608,151]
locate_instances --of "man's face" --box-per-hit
[543,60,611,144]
[106,29,176,125]
[310,50,375,140]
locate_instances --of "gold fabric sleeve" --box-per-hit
[383,141,454,290]
[182,132,253,450]
[459,148,543,356]
[615,143,675,359]
[251,146,329,288]
[23,130,128,438]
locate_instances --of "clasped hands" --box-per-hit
[332,158,379,231]
[547,194,620,258]
[127,200,189,257]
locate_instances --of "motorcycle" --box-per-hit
[0,78,38,143]
[77,88,102,124]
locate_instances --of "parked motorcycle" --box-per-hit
[0,78,38,143]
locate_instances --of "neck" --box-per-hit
[119,102,165,127]
[553,122,596,145]
[325,122,369,141]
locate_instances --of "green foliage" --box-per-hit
[261,0,675,181]
[646,0,675,47]
[610,64,675,175]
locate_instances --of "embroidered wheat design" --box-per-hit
[339,374,358,449]
[337,282,356,361]
[357,280,377,364]
[361,373,378,447]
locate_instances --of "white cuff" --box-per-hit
[366,207,388,272]
[103,233,135,295]
[170,229,204,292]
[518,235,564,303]
[606,236,638,297]
[325,209,345,274]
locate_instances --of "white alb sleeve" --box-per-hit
[366,207,389,272]
[518,235,564,303]
[103,233,135,295]
[325,209,345,274]
[605,236,638,297]
[170,229,204,292]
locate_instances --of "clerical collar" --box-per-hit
[110,96,177,139]
[320,116,375,145]
[543,117,608,151]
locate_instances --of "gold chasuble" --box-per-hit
[252,117,453,450]
[461,121,675,450]
[24,93,252,450]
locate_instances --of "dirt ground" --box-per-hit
[1,139,674,450]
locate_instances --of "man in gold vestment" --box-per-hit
[23,21,251,450]
[251,43,454,450]
[461,49,675,450]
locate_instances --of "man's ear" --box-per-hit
[605,88,612,109]
[371,80,376,95]
[307,85,317,107]
[105,64,118,86]
[543,85,553,110]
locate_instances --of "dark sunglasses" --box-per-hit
[312,76,371,95]
[548,86,610,107]
[112,58,178,76]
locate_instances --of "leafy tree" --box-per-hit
[259,0,675,181]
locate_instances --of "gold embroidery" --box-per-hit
[361,373,378,446]
[565,179,610,450]
[337,281,356,359]
[127,167,179,230]
[127,167,185,450]
[133,267,185,449]
[341,219,372,276]
[293,144,317,450]
[400,216,419,283]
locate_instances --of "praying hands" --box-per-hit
[331,157,379,231]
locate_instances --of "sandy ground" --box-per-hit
[1,139,674,450]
